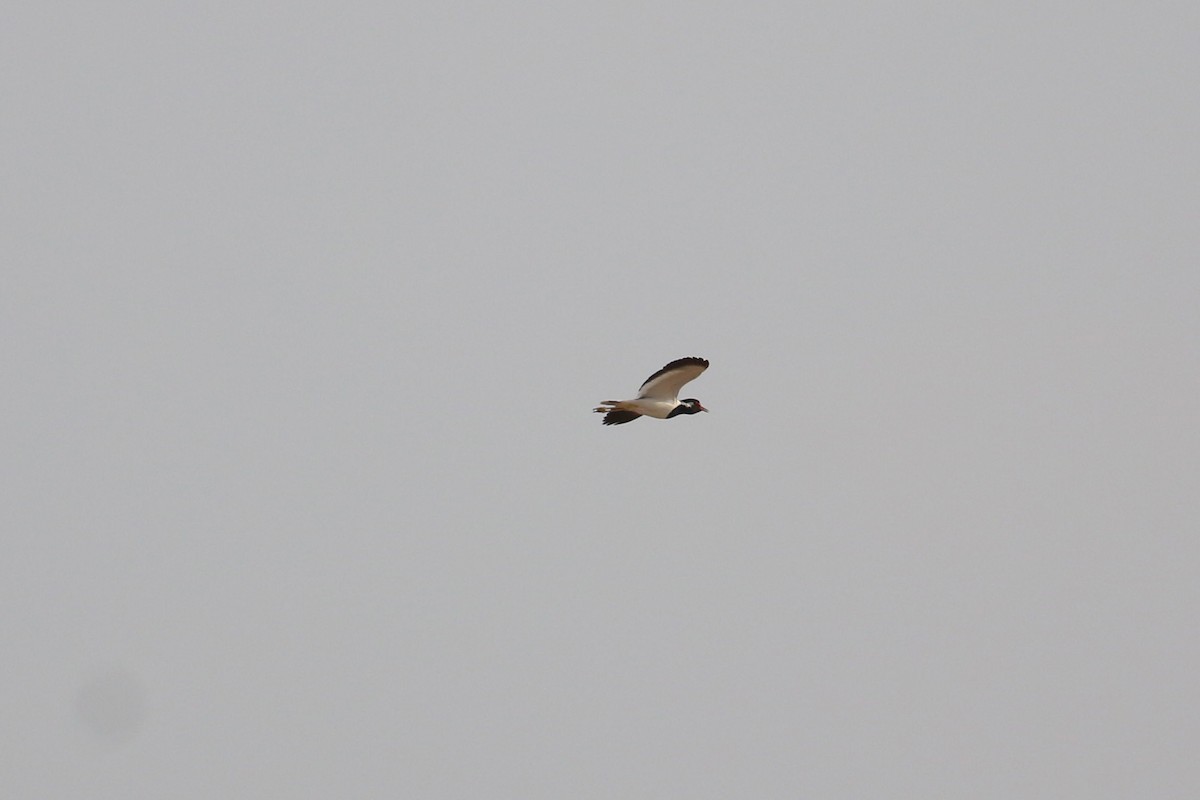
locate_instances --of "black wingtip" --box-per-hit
[664,356,709,371]
[602,409,642,426]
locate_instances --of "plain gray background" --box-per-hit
[4,2,1198,797]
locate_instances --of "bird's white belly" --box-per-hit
[626,398,678,419]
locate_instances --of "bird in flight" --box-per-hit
[594,357,709,426]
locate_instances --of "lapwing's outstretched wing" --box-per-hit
[636,357,709,401]
[601,409,642,426]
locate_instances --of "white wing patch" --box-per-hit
[636,357,709,401]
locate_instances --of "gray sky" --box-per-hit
[4,2,1198,797]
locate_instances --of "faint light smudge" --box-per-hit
[73,669,146,746]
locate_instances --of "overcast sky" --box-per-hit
[4,2,1198,797]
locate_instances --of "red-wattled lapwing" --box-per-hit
[594,357,709,426]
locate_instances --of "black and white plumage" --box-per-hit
[594,357,709,426]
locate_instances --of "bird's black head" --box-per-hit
[668,398,708,418]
